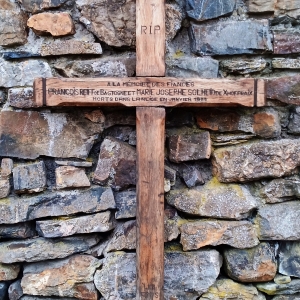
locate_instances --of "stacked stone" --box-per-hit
[1,0,300,299]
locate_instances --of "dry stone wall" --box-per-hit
[1,0,300,299]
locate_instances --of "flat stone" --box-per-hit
[0,222,36,239]
[0,110,103,159]
[93,137,136,190]
[77,0,183,47]
[182,166,204,187]
[115,190,136,219]
[168,132,211,163]
[94,249,222,300]
[13,161,46,194]
[186,0,236,21]
[7,87,35,109]
[22,255,100,299]
[273,58,300,69]
[55,166,90,189]
[248,0,276,12]
[273,30,300,54]
[0,179,10,199]
[180,220,259,250]
[8,280,23,300]
[0,58,52,88]
[164,207,181,242]
[212,139,300,183]
[0,10,27,46]
[0,282,8,300]
[19,0,68,12]
[257,279,300,296]
[260,178,300,203]
[223,242,277,282]
[27,12,75,36]
[36,211,115,238]
[288,107,300,134]
[255,201,300,240]
[0,158,12,178]
[278,242,300,278]
[55,160,93,168]
[0,263,20,281]
[104,220,136,255]
[211,132,256,146]
[275,0,300,18]
[167,178,257,220]
[266,75,300,105]
[0,235,100,263]
[166,56,219,78]
[40,40,102,56]
[200,279,266,300]
[84,110,105,123]
[196,108,281,138]
[190,20,272,56]
[0,186,115,224]
[54,54,136,78]
[220,58,267,74]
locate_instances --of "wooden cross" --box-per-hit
[33,0,266,298]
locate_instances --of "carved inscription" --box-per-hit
[34,77,265,107]
[140,284,159,298]
[141,25,161,34]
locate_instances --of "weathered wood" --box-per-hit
[33,77,265,107]
[136,0,165,76]
[136,107,165,300]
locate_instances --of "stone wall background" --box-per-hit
[1,0,300,299]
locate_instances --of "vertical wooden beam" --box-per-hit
[136,107,165,300]
[136,0,165,76]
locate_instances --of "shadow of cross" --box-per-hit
[33,0,266,299]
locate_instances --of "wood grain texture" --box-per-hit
[256,79,266,107]
[136,107,165,300]
[33,77,262,107]
[136,0,165,76]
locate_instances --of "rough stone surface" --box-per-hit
[190,20,272,56]
[0,283,8,300]
[181,165,204,187]
[166,56,219,78]
[273,30,300,54]
[278,242,300,278]
[0,186,115,224]
[180,220,259,250]
[0,158,12,178]
[266,75,300,105]
[212,139,300,183]
[8,280,23,300]
[21,255,100,299]
[220,58,267,75]
[13,161,46,194]
[36,211,115,238]
[0,178,10,199]
[27,12,75,36]
[40,40,102,56]
[260,178,300,203]
[257,279,300,296]
[274,275,292,285]
[0,222,36,239]
[164,207,181,242]
[55,166,90,189]
[248,0,276,12]
[0,235,100,263]
[166,178,257,220]
[94,249,222,300]
[0,110,103,159]
[200,279,266,300]
[0,58,52,88]
[55,160,93,168]
[288,107,300,134]
[273,295,300,300]
[272,58,300,69]
[223,242,277,282]
[186,0,236,21]
[0,263,20,281]
[196,108,281,138]
[77,1,183,47]
[255,201,300,240]
[0,90,4,103]
[8,87,35,108]
[55,54,136,78]
[0,9,28,46]
[19,0,68,12]
[114,190,136,219]
[93,137,136,190]
[168,132,211,162]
